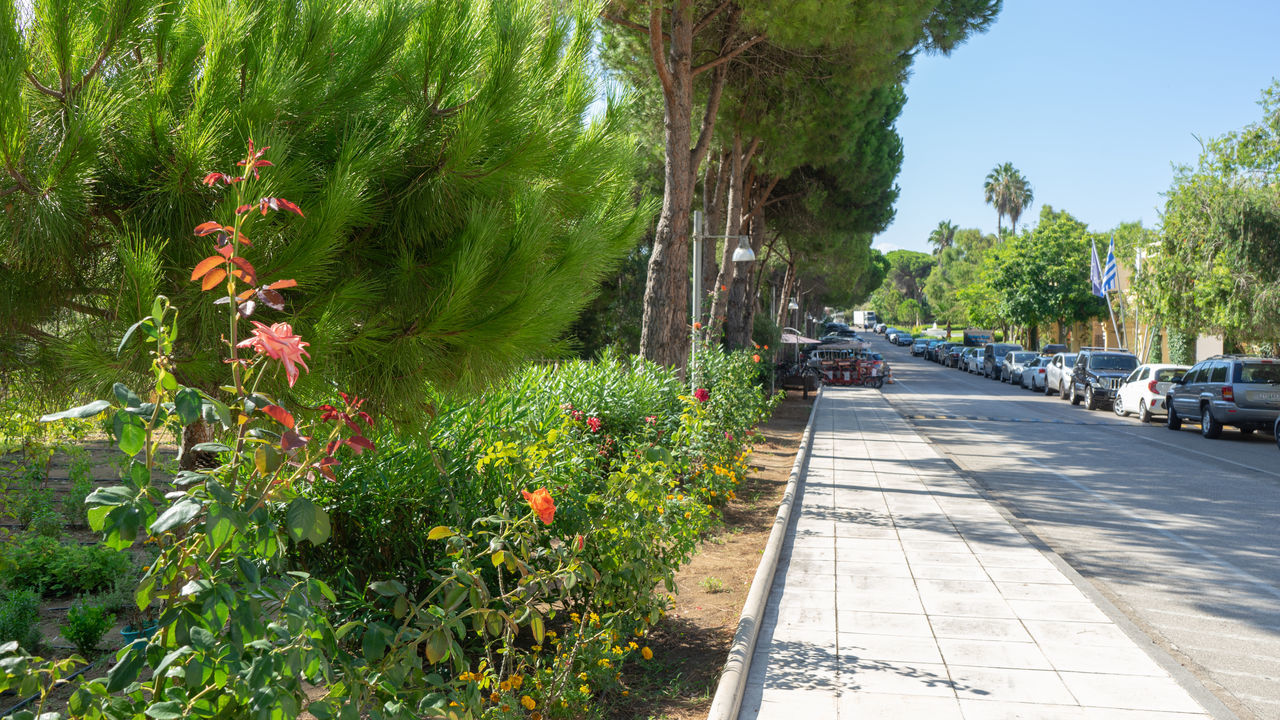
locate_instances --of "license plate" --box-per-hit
[1257,391,1280,403]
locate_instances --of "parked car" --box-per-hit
[983,342,1024,379]
[945,344,965,368]
[1044,352,1077,397]
[1020,356,1048,391]
[1166,355,1280,437]
[1069,348,1139,410]
[892,332,914,346]
[1114,364,1190,422]
[1039,343,1068,356]
[911,338,930,356]
[1002,351,1039,384]
[873,323,887,334]
[964,347,984,373]
[932,341,957,363]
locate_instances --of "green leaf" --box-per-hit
[530,612,545,644]
[368,579,406,597]
[286,497,326,544]
[254,445,284,475]
[114,411,146,456]
[206,505,233,549]
[146,701,184,720]
[189,627,215,650]
[106,647,145,693]
[424,630,449,664]
[427,526,455,540]
[113,383,141,408]
[490,550,506,568]
[39,400,111,422]
[201,396,233,429]
[191,442,231,453]
[151,498,202,534]
[117,317,154,356]
[361,627,387,662]
[174,388,202,425]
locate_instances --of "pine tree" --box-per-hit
[0,0,648,416]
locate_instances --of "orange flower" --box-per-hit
[720,284,727,291]
[236,321,310,387]
[693,321,702,330]
[752,354,761,362]
[522,488,556,524]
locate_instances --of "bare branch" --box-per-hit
[690,62,727,171]
[692,34,766,77]
[602,12,657,37]
[693,0,732,36]
[647,6,675,98]
[742,136,761,169]
[744,176,781,221]
[24,70,64,100]
[69,26,126,97]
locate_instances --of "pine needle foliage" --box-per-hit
[1,0,649,415]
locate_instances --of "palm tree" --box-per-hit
[983,162,1034,237]
[928,220,958,254]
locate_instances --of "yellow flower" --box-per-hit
[531,644,542,652]
[578,672,589,681]
[489,692,500,703]
[579,684,591,694]
[521,695,536,710]
[621,690,629,697]
[499,680,511,692]
[641,646,654,660]
[598,658,611,668]
[532,713,543,720]
[628,641,638,650]
[570,613,581,623]
[510,675,524,689]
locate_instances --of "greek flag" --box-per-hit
[1102,236,1118,292]
[1089,239,1104,297]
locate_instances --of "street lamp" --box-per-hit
[690,210,754,383]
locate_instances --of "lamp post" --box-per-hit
[690,210,754,385]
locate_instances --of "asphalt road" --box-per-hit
[870,335,1280,720]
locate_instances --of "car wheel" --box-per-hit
[1167,403,1182,430]
[1240,427,1255,436]
[1085,387,1098,411]
[1114,395,1126,416]
[1138,400,1152,423]
[1044,381,1054,396]
[1201,406,1223,439]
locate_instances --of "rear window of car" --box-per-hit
[1208,363,1227,383]
[989,344,1019,355]
[1013,352,1036,362]
[1238,362,1280,384]
[1089,354,1137,371]
[1153,368,1183,382]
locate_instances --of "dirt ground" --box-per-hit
[610,392,812,720]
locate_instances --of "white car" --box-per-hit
[1044,352,1077,397]
[965,348,985,374]
[1114,363,1190,422]
[1020,356,1048,391]
[1002,351,1039,383]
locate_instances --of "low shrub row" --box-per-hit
[0,535,133,597]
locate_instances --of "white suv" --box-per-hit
[1044,352,1076,397]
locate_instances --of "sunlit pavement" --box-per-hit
[738,386,1221,720]
[871,337,1280,720]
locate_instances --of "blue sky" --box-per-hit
[873,1,1280,255]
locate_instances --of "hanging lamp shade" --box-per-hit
[731,236,756,262]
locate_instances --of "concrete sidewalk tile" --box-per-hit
[975,549,1058,569]
[1057,673,1204,713]
[906,551,986,567]
[762,604,835,630]
[1007,599,1112,623]
[929,616,1035,642]
[1021,620,1135,648]
[738,686,838,720]
[832,523,898,539]
[837,547,909,565]
[776,589,835,611]
[985,566,1073,584]
[835,560,914,577]
[909,563,992,581]
[920,595,1017,619]
[835,574,917,594]
[835,693,964,719]
[947,665,1077,704]
[838,631,946,664]
[838,659,958,697]
[957,699,1089,719]
[777,557,836,575]
[937,637,1052,670]
[995,581,1091,603]
[834,537,906,553]
[1037,642,1167,676]
[837,609,934,637]
[900,539,974,554]
[838,589,924,614]
[916,578,1003,596]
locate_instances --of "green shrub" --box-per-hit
[62,453,96,528]
[28,508,64,538]
[0,535,133,597]
[60,602,116,657]
[0,588,41,652]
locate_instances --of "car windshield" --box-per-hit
[1062,354,1076,367]
[1089,354,1138,371]
[990,344,1019,355]
[1154,368,1184,382]
[1240,362,1280,384]
[1013,352,1036,362]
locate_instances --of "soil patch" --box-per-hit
[611,392,812,720]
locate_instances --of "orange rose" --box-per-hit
[752,354,761,362]
[693,321,702,330]
[522,488,556,525]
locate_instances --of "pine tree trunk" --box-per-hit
[708,133,745,340]
[729,208,767,348]
[700,150,729,332]
[775,261,795,331]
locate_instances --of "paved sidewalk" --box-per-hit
[738,386,1217,720]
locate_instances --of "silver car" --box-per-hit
[1166,355,1280,437]
[1020,356,1048,391]
[964,347,984,373]
[1044,352,1077,397]
[1002,351,1039,384]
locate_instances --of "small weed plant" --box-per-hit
[59,603,115,657]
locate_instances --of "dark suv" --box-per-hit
[1166,355,1280,438]
[1069,349,1139,410]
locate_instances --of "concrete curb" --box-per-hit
[705,385,824,720]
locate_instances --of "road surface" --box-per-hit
[871,335,1280,720]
